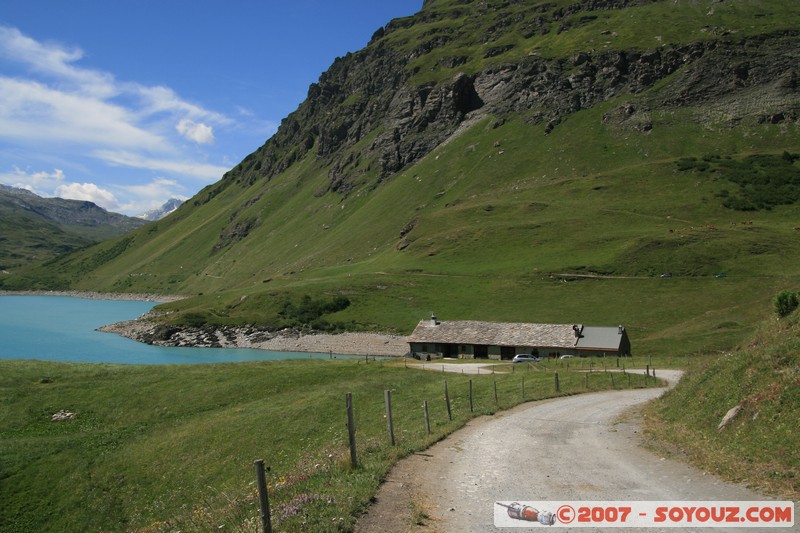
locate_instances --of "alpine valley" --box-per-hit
[0,184,148,271]
[4,0,800,358]
[3,2,800,531]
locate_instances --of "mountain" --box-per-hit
[0,184,147,270]
[5,0,800,357]
[137,198,184,221]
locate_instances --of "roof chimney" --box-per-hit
[572,324,583,338]
[618,325,624,334]
[430,313,438,326]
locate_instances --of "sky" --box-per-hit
[0,1,423,215]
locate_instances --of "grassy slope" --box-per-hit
[1,2,799,527]
[397,0,800,86]
[0,192,146,271]
[0,358,648,532]
[644,309,800,499]
[11,106,800,356]
[0,211,91,271]
[3,2,798,364]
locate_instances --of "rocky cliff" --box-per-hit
[6,0,799,339]
[211,0,798,200]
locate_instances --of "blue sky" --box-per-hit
[0,1,422,215]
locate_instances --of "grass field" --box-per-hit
[644,310,800,500]
[2,2,799,527]
[0,357,659,532]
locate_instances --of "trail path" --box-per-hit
[355,370,790,532]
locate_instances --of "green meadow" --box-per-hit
[0,358,653,531]
[2,1,800,529]
[644,309,800,500]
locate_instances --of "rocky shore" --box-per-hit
[3,290,408,356]
[98,319,409,357]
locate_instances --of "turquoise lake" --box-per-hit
[0,295,345,364]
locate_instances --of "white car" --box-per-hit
[559,354,574,359]
[512,354,541,363]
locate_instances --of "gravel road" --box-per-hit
[356,370,793,533]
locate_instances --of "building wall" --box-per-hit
[409,343,590,360]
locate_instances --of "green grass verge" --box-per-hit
[643,310,800,499]
[0,358,659,532]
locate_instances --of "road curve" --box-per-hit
[356,370,786,533]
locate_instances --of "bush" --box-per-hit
[773,290,799,318]
[278,294,351,331]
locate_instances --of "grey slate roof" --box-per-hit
[407,320,625,351]
[575,326,625,351]
[407,320,577,348]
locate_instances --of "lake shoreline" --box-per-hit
[99,318,410,357]
[2,291,410,357]
[0,290,185,303]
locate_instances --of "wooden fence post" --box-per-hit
[384,390,395,446]
[346,392,357,468]
[469,380,474,413]
[585,372,589,389]
[555,371,560,392]
[444,381,452,421]
[493,380,498,404]
[610,372,615,389]
[423,400,431,435]
[254,460,272,533]
[521,376,525,399]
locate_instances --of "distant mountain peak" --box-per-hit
[0,184,148,270]
[137,198,184,221]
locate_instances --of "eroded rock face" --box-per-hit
[214,0,799,200]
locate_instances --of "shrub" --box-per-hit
[279,294,351,331]
[773,290,799,318]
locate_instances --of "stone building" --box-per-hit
[406,315,631,360]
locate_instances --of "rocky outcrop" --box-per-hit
[98,319,408,356]
[207,1,799,202]
[99,319,276,348]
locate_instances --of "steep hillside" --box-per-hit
[0,185,147,270]
[645,307,800,498]
[5,0,800,357]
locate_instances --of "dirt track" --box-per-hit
[355,370,790,532]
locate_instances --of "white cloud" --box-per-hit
[0,166,66,196]
[135,85,230,125]
[0,26,234,178]
[0,77,164,149]
[176,118,215,144]
[54,182,119,211]
[2,166,118,212]
[93,150,229,180]
[117,177,187,214]
[0,26,115,98]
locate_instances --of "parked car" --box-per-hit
[559,354,574,359]
[512,354,542,363]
